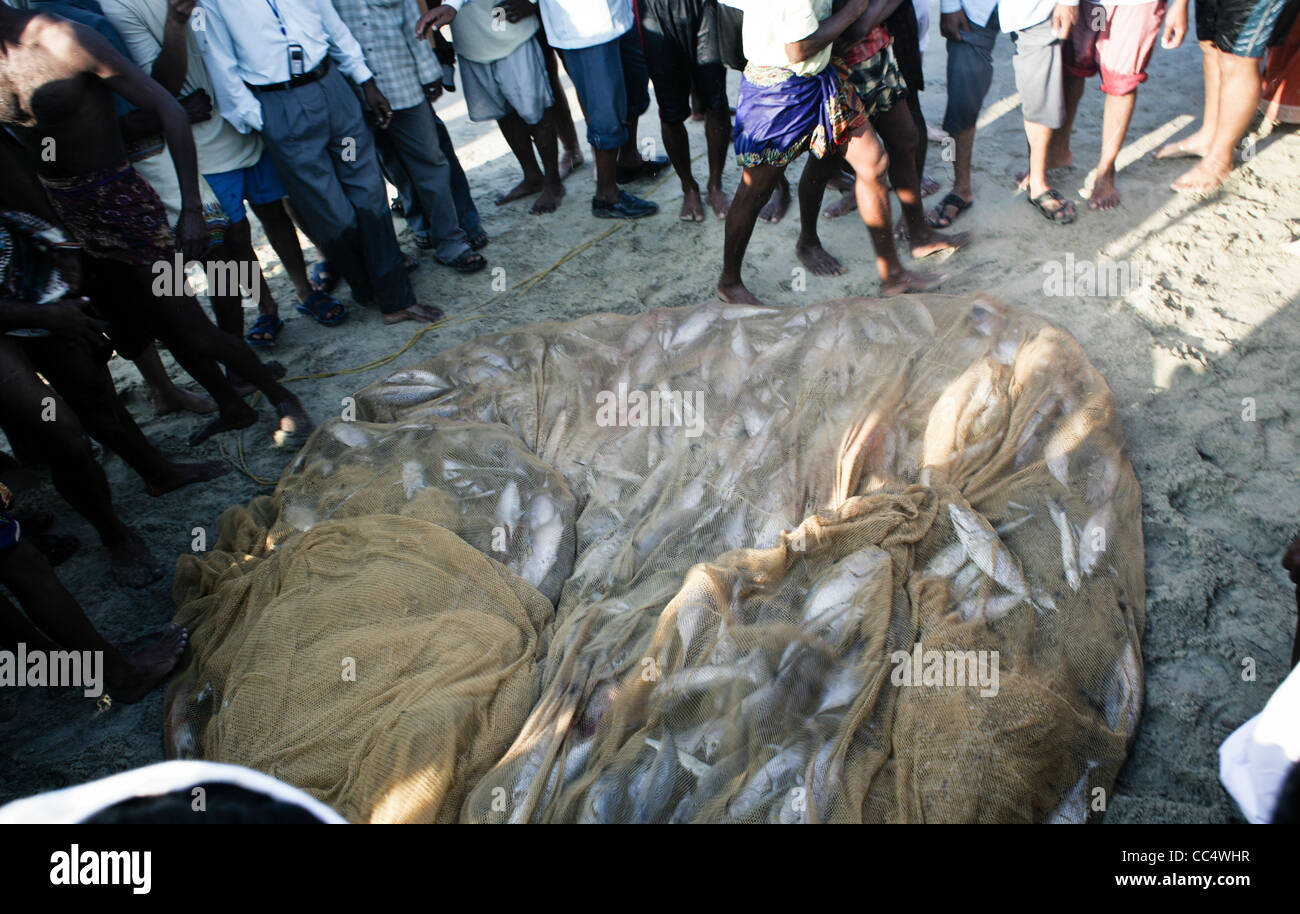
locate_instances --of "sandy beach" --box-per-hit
[2,8,1298,823]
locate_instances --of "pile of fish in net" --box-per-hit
[165,294,1144,822]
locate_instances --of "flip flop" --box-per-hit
[245,313,284,348]
[927,192,973,229]
[295,290,348,326]
[441,249,487,274]
[1027,188,1077,225]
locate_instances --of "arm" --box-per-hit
[1161,0,1188,48]
[59,20,205,259]
[839,0,907,46]
[151,0,197,95]
[785,0,873,64]
[194,2,265,133]
[402,0,444,90]
[0,299,110,347]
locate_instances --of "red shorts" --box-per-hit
[1065,0,1167,96]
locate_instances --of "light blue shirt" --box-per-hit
[197,0,375,134]
[938,0,999,29]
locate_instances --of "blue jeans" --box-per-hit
[560,28,651,150]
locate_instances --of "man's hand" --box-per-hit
[362,79,393,128]
[1161,0,1188,48]
[180,89,212,123]
[43,298,111,347]
[175,206,206,262]
[1051,3,1078,39]
[940,9,971,42]
[423,80,444,103]
[495,0,537,24]
[416,4,456,39]
[166,0,197,24]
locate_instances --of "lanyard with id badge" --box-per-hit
[264,0,306,78]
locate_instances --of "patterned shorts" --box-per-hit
[844,42,908,121]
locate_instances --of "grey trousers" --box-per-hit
[257,65,415,314]
[374,102,471,264]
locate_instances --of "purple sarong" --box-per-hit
[734,62,865,168]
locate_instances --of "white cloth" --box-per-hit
[99,0,263,174]
[1220,664,1300,823]
[916,0,930,53]
[938,0,998,29]
[995,0,1078,33]
[445,0,539,64]
[742,0,833,77]
[533,0,633,50]
[0,760,348,823]
[196,0,375,134]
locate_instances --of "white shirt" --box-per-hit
[938,0,999,30]
[533,0,633,51]
[99,0,263,174]
[742,0,832,78]
[197,0,375,134]
[1220,664,1300,824]
[995,0,1077,33]
[444,0,538,64]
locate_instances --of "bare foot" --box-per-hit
[716,279,766,305]
[108,534,163,589]
[795,238,847,275]
[909,226,970,259]
[382,302,446,325]
[1155,132,1211,159]
[920,173,941,197]
[497,175,544,205]
[105,623,189,704]
[559,146,584,179]
[151,385,218,417]
[530,181,566,214]
[759,180,791,224]
[705,185,730,219]
[272,397,315,448]
[822,191,857,219]
[1089,169,1121,210]
[880,269,947,296]
[227,360,287,398]
[1171,157,1231,193]
[680,185,706,222]
[187,402,259,447]
[145,460,232,497]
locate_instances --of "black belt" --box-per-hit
[246,58,330,94]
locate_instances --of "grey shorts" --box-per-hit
[1010,17,1066,129]
[942,10,1000,134]
[460,36,555,125]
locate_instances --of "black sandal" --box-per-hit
[927,192,973,229]
[1027,188,1077,225]
[442,249,487,273]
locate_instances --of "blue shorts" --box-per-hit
[560,29,651,150]
[203,149,287,224]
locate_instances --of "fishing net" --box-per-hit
[164,294,1144,823]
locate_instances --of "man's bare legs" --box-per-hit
[820,103,970,256]
[0,340,160,587]
[718,162,786,304]
[1156,40,1222,158]
[797,152,852,275]
[759,173,792,223]
[251,199,314,304]
[135,344,217,416]
[542,42,584,177]
[662,107,732,222]
[929,126,978,226]
[1090,89,1138,208]
[0,542,187,703]
[495,111,566,213]
[1172,48,1262,191]
[1023,119,1076,221]
[836,123,946,294]
[22,335,230,496]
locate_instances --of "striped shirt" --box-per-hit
[329,0,442,110]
